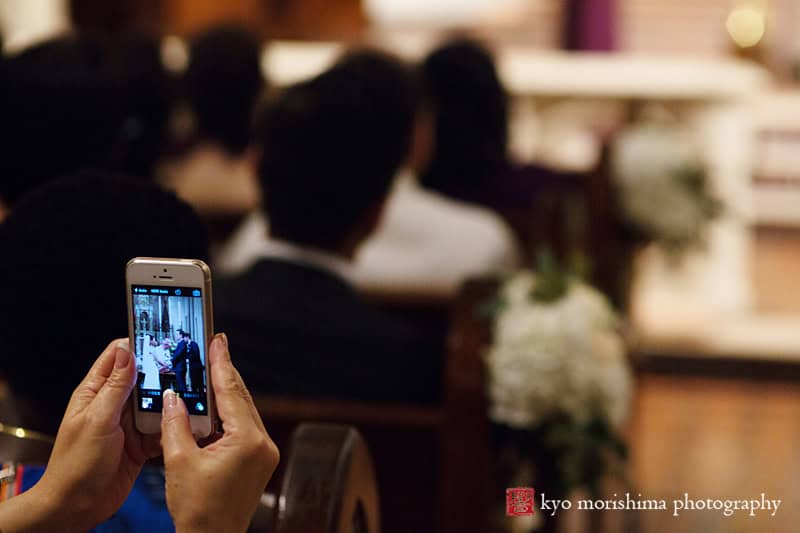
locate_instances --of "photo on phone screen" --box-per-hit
[132,285,208,415]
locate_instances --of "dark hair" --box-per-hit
[256,49,416,249]
[106,32,172,177]
[419,38,508,195]
[182,331,192,338]
[0,172,209,430]
[0,33,170,207]
[184,25,263,154]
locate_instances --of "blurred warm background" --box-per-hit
[4,1,800,532]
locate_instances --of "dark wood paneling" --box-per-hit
[71,0,367,40]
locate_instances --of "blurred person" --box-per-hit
[418,37,581,254]
[0,32,170,212]
[107,32,173,179]
[184,25,262,158]
[160,25,264,228]
[420,38,507,200]
[0,172,209,431]
[350,61,521,295]
[215,50,441,403]
[218,48,521,296]
[0,335,279,533]
[0,172,209,531]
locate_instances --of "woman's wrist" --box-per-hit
[173,512,248,533]
[8,480,94,533]
[0,483,79,533]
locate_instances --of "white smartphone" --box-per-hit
[126,257,216,437]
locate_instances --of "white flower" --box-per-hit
[486,271,633,429]
[612,123,712,246]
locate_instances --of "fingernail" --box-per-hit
[163,389,176,412]
[214,332,228,349]
[114,340,131,369]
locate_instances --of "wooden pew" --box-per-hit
[250,423,380,533]
[253,279,498,533]
[255,397,444,533]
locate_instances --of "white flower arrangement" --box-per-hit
[485,270,632,431]
[612,121,719,255]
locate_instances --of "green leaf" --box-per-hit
[530,249,570,303]
[476,292,507,320]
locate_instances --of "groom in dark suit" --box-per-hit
[171,329,188,391]
[215,51,441,404]
[184,331,205,393]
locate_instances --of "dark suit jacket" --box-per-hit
[214,258,441,404]
[171,339,187,373]
[186,340,203,370]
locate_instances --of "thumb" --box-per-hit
[88,341,138,431]
[161,389,197,461]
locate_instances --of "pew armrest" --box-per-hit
[249,423,381,533]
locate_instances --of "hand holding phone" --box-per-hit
[161,334,279,533]
[0,340,161,532]
[126,258,216,437]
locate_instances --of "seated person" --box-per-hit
[0,32,170,219]
[214,50,441,404]
[160,25,263,222]
[0,172,210,531]
[216,58,521,296]
[418,38,582,255]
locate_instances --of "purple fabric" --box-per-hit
[564,0,616,52]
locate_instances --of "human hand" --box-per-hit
[0,339,161,533]
[161,333,279,533]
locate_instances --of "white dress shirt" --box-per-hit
[214,172,520,296]
[253,238,354,283]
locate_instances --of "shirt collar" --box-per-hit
[256,238,354,283]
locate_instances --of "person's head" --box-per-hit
[0,171,208,432]
[104,32,172,177]
[176,329,185,341]
[418,37,509,195]
[0,33,170,209]
[162,339,171,348]
[256,49,417,257]
[147,334,156,345]
[184,25,263,155]
[183,331,191,340]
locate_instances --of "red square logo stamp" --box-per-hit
[506,487,535,516]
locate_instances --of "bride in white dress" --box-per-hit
[142,335,164,390]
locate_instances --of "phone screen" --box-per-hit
[132,285,208,415]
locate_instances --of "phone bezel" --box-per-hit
[126,257,215,437]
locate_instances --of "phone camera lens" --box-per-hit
[163,268,167,272]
